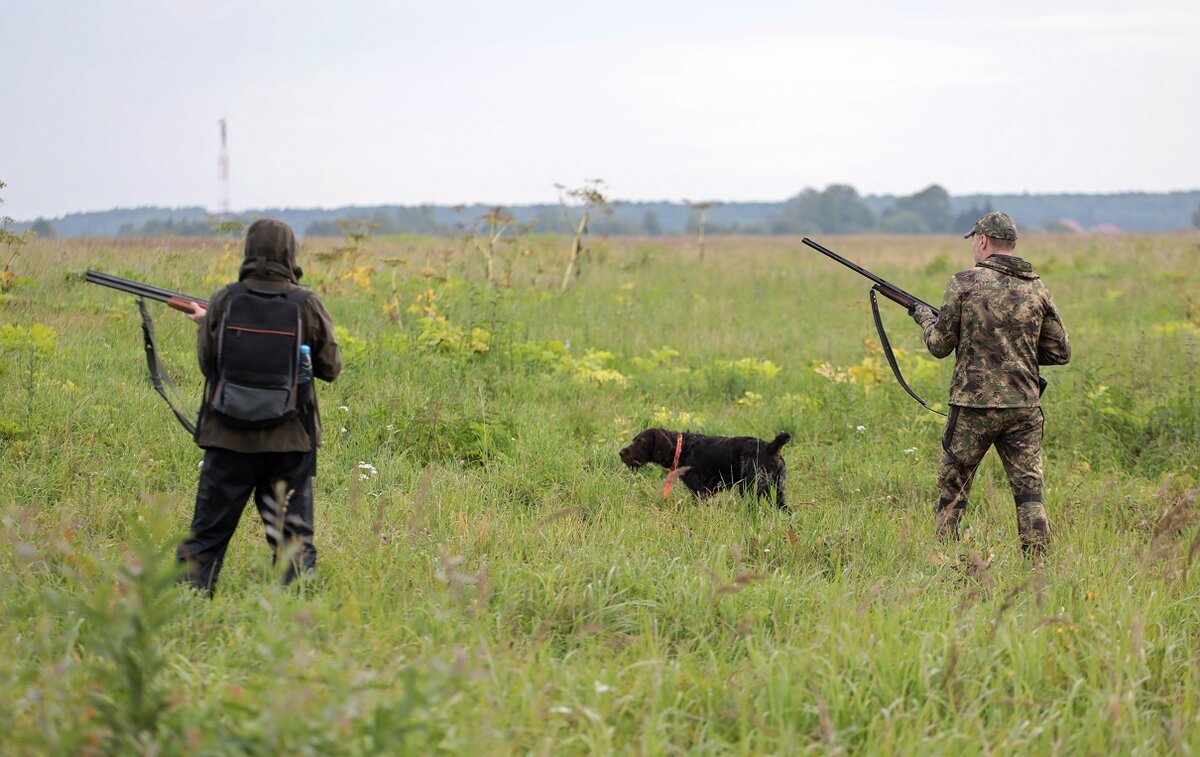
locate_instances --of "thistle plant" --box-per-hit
[556,179,611,292]
[474,206,513,285]
[69,499,184,749]
[684,199,720,261]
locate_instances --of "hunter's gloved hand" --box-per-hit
[911,304,934,326]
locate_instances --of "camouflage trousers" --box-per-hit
[936,405,1049,556]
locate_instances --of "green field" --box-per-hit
[1,231,1197,753]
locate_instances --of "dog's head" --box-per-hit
[619,428,677,469]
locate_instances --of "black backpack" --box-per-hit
[209,283,312,428]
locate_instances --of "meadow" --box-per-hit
[0,229,1196,754]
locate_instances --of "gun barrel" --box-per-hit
[801,237,936,312]
[85,270,208,307]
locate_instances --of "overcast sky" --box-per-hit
[3,0,1198,220]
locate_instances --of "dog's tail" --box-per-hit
[767,432,792,455]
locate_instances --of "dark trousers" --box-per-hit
[177,447,318,594]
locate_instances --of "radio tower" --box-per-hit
[217,118,230,218]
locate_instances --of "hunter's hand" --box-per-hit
[185,303,207,324]
[911,304,934,326]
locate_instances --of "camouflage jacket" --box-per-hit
[913,254,1070,408]
[195,220,342,453]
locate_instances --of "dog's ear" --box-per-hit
[652,428,677,466]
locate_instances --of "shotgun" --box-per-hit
[802,237,936,315]
[802,237,1045,412]
[803,236,943,412]
[84,269,204,434]
[85,269,207,312]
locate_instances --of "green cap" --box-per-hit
[964,211,1018,241]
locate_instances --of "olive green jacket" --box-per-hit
[913,254,1070,408]
[194,220,341,453]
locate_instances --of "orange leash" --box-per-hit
[662,433,684,500]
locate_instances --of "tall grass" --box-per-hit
[0,232,1196,752]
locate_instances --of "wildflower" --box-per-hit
[814,361,847,383]
[594,681,613,694]
[550,706,573,715]
[904,447,917,454]
[856,425,866,433]
[847,357,884,388]
[358,461,378,480]
[717,357,781,380]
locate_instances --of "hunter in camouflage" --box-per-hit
[911,211,1071,557]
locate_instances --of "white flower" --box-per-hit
[386,424,395,431]
[594,682,612,694]
[856,425,866,433]
[357,461,378,480]
[550,706,573,715]
[341,427,348,433]
[904,447,918,455]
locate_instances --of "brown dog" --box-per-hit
[620,428,790,508]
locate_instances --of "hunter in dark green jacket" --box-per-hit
[177,219,341,594]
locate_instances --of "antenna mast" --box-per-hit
[217,118,230,217]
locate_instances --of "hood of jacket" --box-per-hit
[978,253,1038,280]
[238,219,303,284]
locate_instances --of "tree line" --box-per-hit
[16,186,1200,237]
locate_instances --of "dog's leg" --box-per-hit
[769,465,788,509]
[754,476,774,506]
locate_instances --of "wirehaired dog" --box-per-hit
[619,428,791,508]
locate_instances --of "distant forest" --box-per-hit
[15,185,1200,238]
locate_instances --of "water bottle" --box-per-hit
[298,344,313,384]
[298,344,313,407]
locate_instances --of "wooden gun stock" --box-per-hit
[166,296,199,313]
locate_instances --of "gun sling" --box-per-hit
[869,286,946,416]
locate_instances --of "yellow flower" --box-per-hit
[737,391,763,407]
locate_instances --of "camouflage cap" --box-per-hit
[964,211,1018,241]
